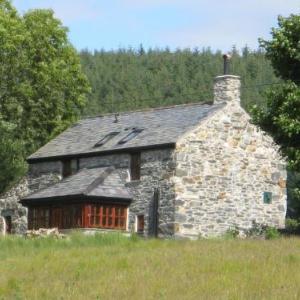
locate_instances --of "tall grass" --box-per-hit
[1,234,300,299]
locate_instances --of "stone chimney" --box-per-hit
[213,54,241,104]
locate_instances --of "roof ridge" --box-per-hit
[80,100,213,121]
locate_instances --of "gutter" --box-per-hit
[27,143,176,164]
[20,194,132,206]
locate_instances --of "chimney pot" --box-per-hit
[223,53,231,75]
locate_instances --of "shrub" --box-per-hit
[265,227,280,240]
[245,221,280,239]
[285,218,300,234]
[224,226,240,239]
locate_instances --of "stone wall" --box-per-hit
[79,149,176,236]
[125,149,176,236]
[29,161,62,176]
[5,149,176,236]
[0,178,29,235]
[173,98,287,238]
[0,164,61,235]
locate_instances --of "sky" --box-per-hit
[13,0,300,52]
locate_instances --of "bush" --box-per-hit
[224,226,240,239]
[285,218,300,234]
[265,227,280,240]
[245,221,280,239]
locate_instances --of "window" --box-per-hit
[130,152,141,180]
[28,207,50,230]
[62,160,72,178]
[76,159,80,171]
[28,204,127,230]
[137,215,144,234]
[28,206,83,230]
[118,128,143,144]
[94,132,119,147]
[263,192,272,204]
[88,204,127,230]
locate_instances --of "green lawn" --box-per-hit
[0,234,300,300]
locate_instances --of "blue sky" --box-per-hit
[13,0,300,52]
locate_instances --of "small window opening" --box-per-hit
[94,132,119,147]
[263,192,272,204]
[4,216,12,234]
[118,128,143,145]
[76,159,80,171]
[137,215,144,234]
[130,152,141,180]
[62,160,72,178]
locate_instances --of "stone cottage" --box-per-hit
[0,74,287,238]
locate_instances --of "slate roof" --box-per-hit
[28,102,224,162]
[21,167,132,205]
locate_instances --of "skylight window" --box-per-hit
[118,128,144,145]
[94,132,119,147]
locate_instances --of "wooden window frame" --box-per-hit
[86,204,127,230]
[28,207,51,230]
[130,152,141,181]
[28,203,127,231]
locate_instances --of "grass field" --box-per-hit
[0,234,300,300]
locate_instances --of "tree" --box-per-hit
[80,47,276,116]
[0,121,27,193]
[0,0,90,193]
[253,14,300,217]
[259,14,300,82]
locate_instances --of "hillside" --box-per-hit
[80,46,279,116]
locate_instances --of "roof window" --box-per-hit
[118,128,143,145]
[94,132,119,147]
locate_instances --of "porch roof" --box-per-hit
[21,167,132,205]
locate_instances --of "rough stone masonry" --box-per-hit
[173,75,287,238]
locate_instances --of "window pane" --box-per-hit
[103,206,107,216]
[120,208,125,217]
[94,132,119,147]
[109,207,113,215]
[118,129,143,144]
[97,206,101,215]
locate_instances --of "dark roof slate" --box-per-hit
[28,102,224,161]
[21,167,132,203]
